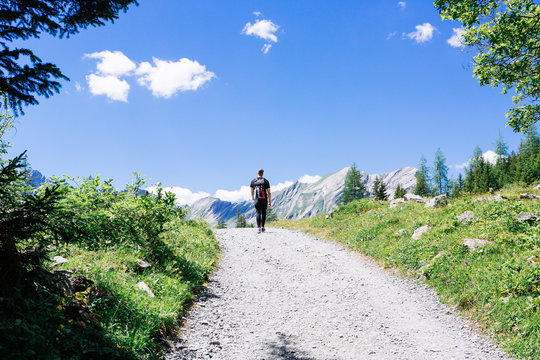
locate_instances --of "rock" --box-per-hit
[88,285,115,301]
[456,211,476,223]
[519,193,540,200]
[425,194,447,208]
[462,239,492,251]
[20,245,45,266]
[71,275,93,292]
[404,193,427,203]
[136,281,155,297]
[389,198,406,209]
[412,225,431,240]
[515,211,538,221]
[527,256,539,266]
[534,184,540,190]
[137,259,151,269]
[52,256,69,266]
[64,300,101,326]
[473,194,506,202]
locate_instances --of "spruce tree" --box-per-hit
[266,207,278,222]
[413,155,430,197]
[394,183,406,199]
[373,176,388,201]
[432,148,449,195]
[340,163,366,204]
[495,132,509,156]
[216,219,227,229]
[0,0,138,113]
[235,208,247,228]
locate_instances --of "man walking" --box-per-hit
[250,169,271,233]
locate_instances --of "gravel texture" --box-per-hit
[164,228,512,360]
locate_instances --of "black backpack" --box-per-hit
[253,178,266,201]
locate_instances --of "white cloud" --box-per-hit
[215,186,252,202]
[262,44,272,54]
[242,19,279,43]
[136,58,215,98]
[386,32,397,40]
[75,82,83,92]
[272,181,294,192]
[86,74,130,102]
[146,186,210,206]
[397,1,406,9]
[405,23,436,43]
[298,174,321,184]
[447,27,465,48]
[454,150,504,169]
[253,11,263,17]
[84,50,136,76]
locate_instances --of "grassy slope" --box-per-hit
[275,186,539,360]
[1,219,219,360]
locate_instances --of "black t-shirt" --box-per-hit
[250,177,270,199]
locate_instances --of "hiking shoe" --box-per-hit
[262,228,266,232]
[257,228,262,234]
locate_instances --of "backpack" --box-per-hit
[253,178,266,201]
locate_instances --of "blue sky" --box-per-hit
[6,0,524,203]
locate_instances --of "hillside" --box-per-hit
[189,166,418,226]
[276,186,540,359]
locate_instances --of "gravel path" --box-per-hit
[165,228,512,360]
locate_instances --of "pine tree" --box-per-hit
[432,148,449,195]
[340,163,366,204]
[216,219,227,229]
[235,208,247,228]
[495,132,509,156]
[266,207,278,222]
[0,0,138,113]
[394,183,406,199]
[413,155,430,197]
[373,176,388,201]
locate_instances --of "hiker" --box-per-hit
[250,169,271,233]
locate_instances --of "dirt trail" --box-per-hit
[164,228,512,360]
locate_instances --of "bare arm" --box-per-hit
[267,188,272,207]
[251,187,254,200]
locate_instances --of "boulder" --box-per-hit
[462,238,492,251]
[412,225,431,240]
[456,211,476,223]
[137,259,151,269]
[389,198,406,209]
[136,281,155,297]
[425,194,447,208]
[473,194,506,202]
[519,193,540,200]
[71,275,93,292]
[52,256,69,266]
[515,211,539,222]
[534,184,540,190]
[404,193,427,203]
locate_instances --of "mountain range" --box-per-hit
[189,166,418,226]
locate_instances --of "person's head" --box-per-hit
[257,168,264,177]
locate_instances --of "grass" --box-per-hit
[275,185,540,360]
[0,219,219,359]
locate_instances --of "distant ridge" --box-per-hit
[189,166,417,226]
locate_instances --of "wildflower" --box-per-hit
[60,324,64,329]
[465,261,469,265]
[56,305,63,311]
[56,338,59,341]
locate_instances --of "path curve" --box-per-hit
[165,228,512,360]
